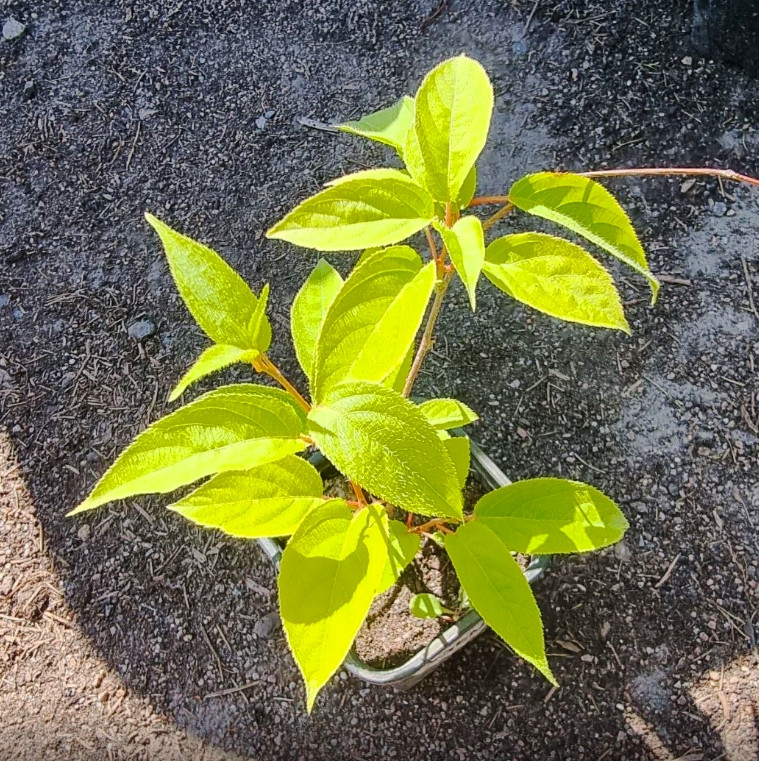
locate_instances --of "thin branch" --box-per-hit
[424,226,439,261]
[259,356,311,412]
[402,270,454,397]
[468,195,510,206]
[580,166,759,188]
[482,201,515,231]
[411,517,458,535]
[349,480,368,507]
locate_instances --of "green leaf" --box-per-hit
[508,172,659,302]
[404,56,494,202]
[279,502,388,712]
[441,434,470,489]
[291,259,344,381]
[376,519,421,595]
[445,521,556,685]
[266,169,435,252]
[484,232,630,333]
[311,247,435,402]
[70,385,307,514]
[409,593,447,619]
[385,345,415,394]
[338,96,414,156]
[474,477,628,554]
[456,166,477,210]
[168,344,261,402]
[169,455,324,538]
[308,382,463,520]
[418,398,479,429]
[435,216,485,310]
[145,213,272,350]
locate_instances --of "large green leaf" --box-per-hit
[311,247,434,402]
[69,385,308,514]
[474,477,628,554]
[169,455,324,538]
[291,259,344,381]
[308,382,463,520]
[508,172,659,302]
[279,502,388,712]
[418,398,479,429]
[484,232,630,333]
[266,169,435,252]
[338,96,414,157]
[168,344,262,402]
[445,521,556,685]
[404,56,493,202]
[440,433,470,489]
[435,216,485,311]
[146,214,272,349]
[376,519,421,595]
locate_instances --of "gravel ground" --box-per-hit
[1,1,758,759]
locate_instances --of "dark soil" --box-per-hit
[353,475,490,669]
[2,1,759,760]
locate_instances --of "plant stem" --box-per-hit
[350,480,368,507]
[259,355,311,413]
[482,201,515,231]
[468,195,510,206]
[411,517,456,535]
[424,226,439,262]
[402,269,454,397]
[580,166,759,188]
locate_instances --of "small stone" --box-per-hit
[127,319,156,340]
[255,115,268,130]
[22,80,36,99]
[681,56,693,66]
[0,294,8,307]
[77,524,91,542]
[712,201,727,217]
[695,429,715,445]
[2,17,26,41]
[614,541,632,563]
[253,611,279,639]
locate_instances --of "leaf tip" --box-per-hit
[144,211,163,233]
[66,498,94,517]
[305,684,320,714]
[542,663,559,688]
[649,275,661,305]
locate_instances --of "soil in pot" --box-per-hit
[327,476,530,669]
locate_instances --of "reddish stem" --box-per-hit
[259,355,311,413]
[468,195,510,206]
[579,166,759,188]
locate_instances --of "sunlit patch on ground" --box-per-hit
[0,431,244,760]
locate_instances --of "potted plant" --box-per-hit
[70,56,758,712]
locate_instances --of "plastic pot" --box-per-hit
[256,439,550,690]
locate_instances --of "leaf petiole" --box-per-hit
[258,355,311,413]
